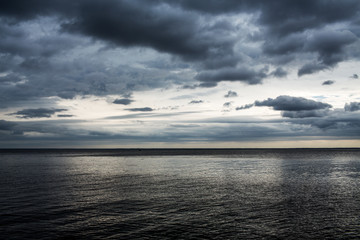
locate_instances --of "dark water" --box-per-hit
[1,149,360,239]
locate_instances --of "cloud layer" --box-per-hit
[237,96,332,112]
[0,0,359,105]
[9,108,67,118]
[0,1,359,147]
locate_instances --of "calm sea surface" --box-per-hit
[1,149,360,239]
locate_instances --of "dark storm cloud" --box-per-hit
[0,0,239,106]
[0,0,240,83]
[322,80,335,86]
[0,21,81,60]
[113,98,134,105]
[143,59,190,70]
[0,0,360,119]
[173,1,360,36]
[305,31,356,65]
[297,63,328,77]
[297,30,358,76]
[261,10,359,75]
[264,29,358,77]
[0,0,78,20]
[2,0,359,57]
[171,0,359,22]
[263,33,305,56]
[60,0,237,65]
[345,102,360,112]
[0,0,359,100]
[125,107,153,112]
[162,0,250,14]
[224,91,238,98]
[237,96,332,111]
[258,1,360,36]
[9,108,67,118]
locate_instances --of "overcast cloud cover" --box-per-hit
[0,0,359,147]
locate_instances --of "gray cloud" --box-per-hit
[322,80,335,86]
[0,20,83,65]
[0,0,359,106]
[195,67,268,85]
[5,1,356,33]
[237,95,332,112]
[263,28,359,76]
[0,0,75,20]
[201,109,360,136]
[0,56,179,106]
[257,1,360,36]
[198,82,218,88]
[289,110,360,132]
[106,111,200,120]
[263,33,305,56]
[298,63,328,77]
[0,73,23,84]
[224,90,238,98]
[223,102,232,107]
[57,114,74,118]
[113,98,134,105]
[169,0,360,32]
[189,100,203,104]
[9,108,67,118]
[254,96,332,111]
[345,102,360,112]
[1,109,359,148]
[1,1,359,62]
[0,118,103,146]
[281,110,329,118]
[0,1,234,106]
[60,0,238,66]
[0,119,16,131]
[1,0,360,147]
[351,74,359,79]
[144,59,190,70]
[270,67,287,78]
[236,104,254,110]
[297,30,358,76]
[305,30,357,65]
[125,107,153,112]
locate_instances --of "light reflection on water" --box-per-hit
[0,149,360,239]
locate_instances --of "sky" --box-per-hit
[0,0,360,148]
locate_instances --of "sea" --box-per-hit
[1,148,360,239]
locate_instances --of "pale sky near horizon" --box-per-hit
[0,0,360,148]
